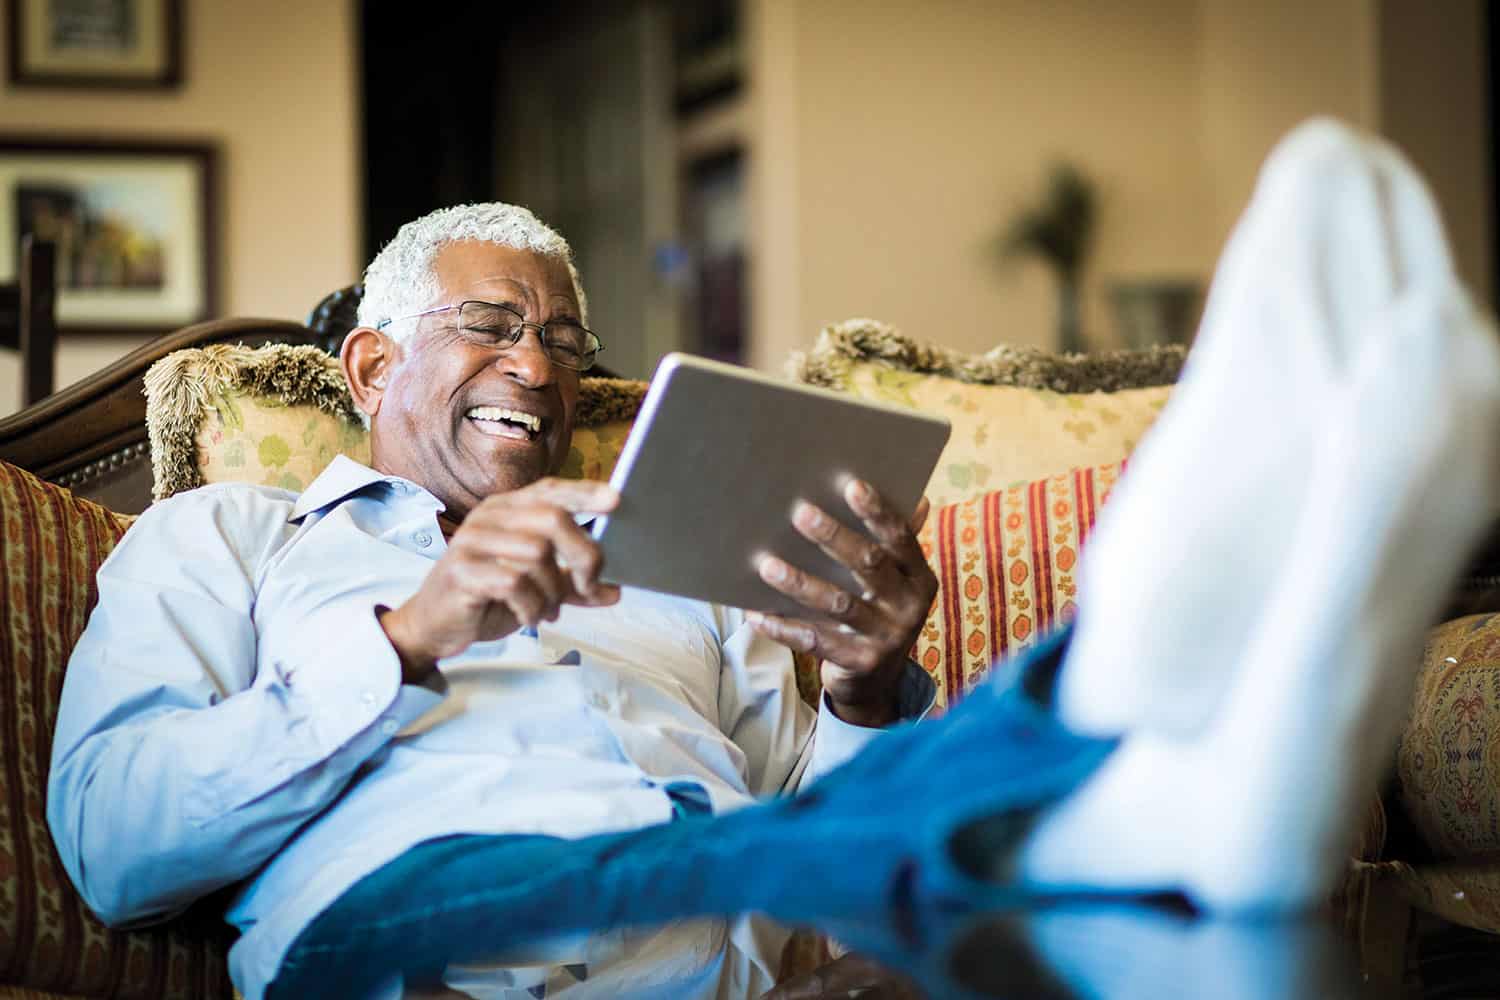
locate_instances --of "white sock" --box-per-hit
[1057,117,1462,738]
[1019,121,1500,910]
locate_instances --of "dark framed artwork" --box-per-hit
[0,137,216,333]
[6,0,183,89]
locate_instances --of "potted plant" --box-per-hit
[999,163,1097,354]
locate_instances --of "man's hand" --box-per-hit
[750,479,936,727]
[379,478,621,683]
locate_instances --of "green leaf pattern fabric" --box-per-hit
[840,360,1173,508]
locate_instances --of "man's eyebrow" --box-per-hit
[472,296,525,313]
[545,297,583,324]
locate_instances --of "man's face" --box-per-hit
[370,240,582,517]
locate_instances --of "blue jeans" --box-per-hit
[267,629,1116,998]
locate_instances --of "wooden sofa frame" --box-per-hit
[0,318,344,515]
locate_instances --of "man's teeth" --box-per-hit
[467,406,542,433]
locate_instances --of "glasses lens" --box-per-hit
[544,324,599,370]
[459,302,522,342]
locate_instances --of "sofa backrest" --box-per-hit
[0,459,237,999]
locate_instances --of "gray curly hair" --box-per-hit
[356,202,587,339]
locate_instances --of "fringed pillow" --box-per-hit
[788,320,1182,508]
[144,344,647,501]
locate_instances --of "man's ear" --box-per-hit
[341,327,396,422]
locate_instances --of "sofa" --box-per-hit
[0,314,1495,998]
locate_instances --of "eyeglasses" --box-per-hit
[377,300,604,372]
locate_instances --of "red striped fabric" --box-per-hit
[1029,478,1054,636]
[983,490,1007,666]
[936,502,965,707]
[911,462,1123,709]
[0,460,235,999]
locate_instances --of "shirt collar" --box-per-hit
[289,454,445,522]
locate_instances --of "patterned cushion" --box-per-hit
[789,320,1178,508]
[1398,613,1500,861]
[0,459,236,998]
[195,392,372,495]
[559,420,636,483]
[910,463,1123,709]
[145,343,648,501]
[791,463,1124,712]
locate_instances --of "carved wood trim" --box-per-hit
[0,317,325,513]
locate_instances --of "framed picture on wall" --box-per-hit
[6,0,183,89]
[0,137,216,333]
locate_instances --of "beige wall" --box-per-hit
[750,0,1217,367]
[0,0,360,415]
[1196,0,1381,254]
[749,0,1492,369]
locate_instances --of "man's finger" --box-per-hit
[844,479,927,573]
[756,555,883,632]
[520,477,620,513]
[565,581,623,608]
[747,610,882,670]
[467,505,609,599]
[489,553,569,619]
[453,556,555,627]
[790,501,904,603]
[909,495,931,535]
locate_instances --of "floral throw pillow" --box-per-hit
[789,319,1180,509]
[146,343,647,499]
[842,362,1168,508]
[197,393,371,495]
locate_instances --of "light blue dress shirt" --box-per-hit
[47,456,934,999]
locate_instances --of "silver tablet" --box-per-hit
[592,353,951,615]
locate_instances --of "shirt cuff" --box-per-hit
[287,602,441,752]
[332,677,446,765]
[806,659,935,781]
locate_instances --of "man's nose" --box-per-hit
[496,327,555,386]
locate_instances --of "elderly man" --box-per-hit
[46,120,1500,1000]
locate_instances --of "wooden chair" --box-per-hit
[0,236,59,408]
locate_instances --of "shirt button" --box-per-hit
[413,531,432,548]
[361,691,377,708]
[379,718,399,736]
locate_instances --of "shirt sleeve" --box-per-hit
[715,608,936,797]
[803,661,935,784]
[45,488,443,929]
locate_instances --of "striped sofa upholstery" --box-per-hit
[0,459,237,999]
[913,463,1122,709]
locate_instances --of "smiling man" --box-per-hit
[46,121,1500,1000]
[46,203,940,999]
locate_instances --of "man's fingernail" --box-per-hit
[760,558,787,583]
[746,611,763,625]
